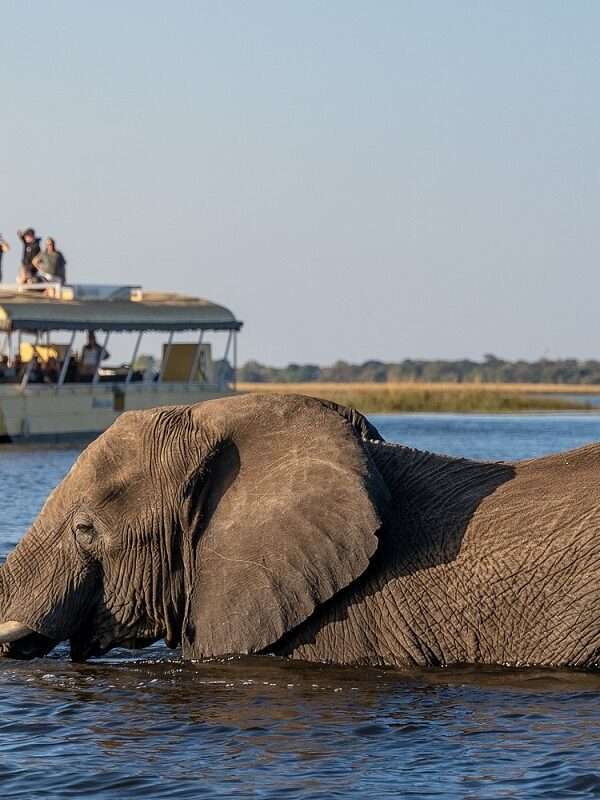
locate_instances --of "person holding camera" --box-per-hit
[17,228,41,283]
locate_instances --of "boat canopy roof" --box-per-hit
[0,289,243,333]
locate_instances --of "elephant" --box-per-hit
[0,392,598,670]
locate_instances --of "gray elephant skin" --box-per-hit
[0,393,597,671]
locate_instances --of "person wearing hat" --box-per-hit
[17,227,41,284]
[0,235,9,283]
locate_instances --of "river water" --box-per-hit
[1,414,600,799]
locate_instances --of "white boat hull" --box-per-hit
[0,383,234,441]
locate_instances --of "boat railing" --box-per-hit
[6,379,228,394]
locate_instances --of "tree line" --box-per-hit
[237,354,600,384]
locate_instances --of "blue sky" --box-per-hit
[2,1,599,365]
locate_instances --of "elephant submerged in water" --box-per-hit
[0,393,598,670]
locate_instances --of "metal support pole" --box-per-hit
[58,330,77,387]
[126,331,143,385]
[187,330,205,385]
[221,331,233,390]
[20,332,39,389]
[233,331,237,390]
[223,330,233,362]
[92,331,111,385]
[158,331,174,384]
[7,332,12,363]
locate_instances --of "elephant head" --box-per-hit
[0,394,388,661]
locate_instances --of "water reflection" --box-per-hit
[1,650,600,798]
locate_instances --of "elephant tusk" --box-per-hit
[0,621,35,642]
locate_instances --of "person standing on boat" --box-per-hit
[0,235,10,283]
[33,238,67,285]
[79,331,110,382]
[16,228,41,283]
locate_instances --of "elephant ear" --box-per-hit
[181,393,389,658]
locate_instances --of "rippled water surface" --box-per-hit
[2,414,600,799]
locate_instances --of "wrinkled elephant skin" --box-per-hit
[0,393,598,671]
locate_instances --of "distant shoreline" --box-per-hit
[237,382,599,413]
[238,358,600,387]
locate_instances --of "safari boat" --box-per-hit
[0,282,243,442]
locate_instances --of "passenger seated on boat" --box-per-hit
[29,357,45,384]
[78,331,110,382]
[43,357,60,384]
[65,358,79,383]
[32,238,67,285]
[11,355,23,382]
[0,357,16,381]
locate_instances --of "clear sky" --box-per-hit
[2,1,599,366]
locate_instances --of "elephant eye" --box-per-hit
[73,517,95,546]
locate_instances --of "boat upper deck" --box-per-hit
[0,286,243,333]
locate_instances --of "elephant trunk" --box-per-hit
[0,561,36,649]
[0,536,66,658]
[0,559,15,622]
